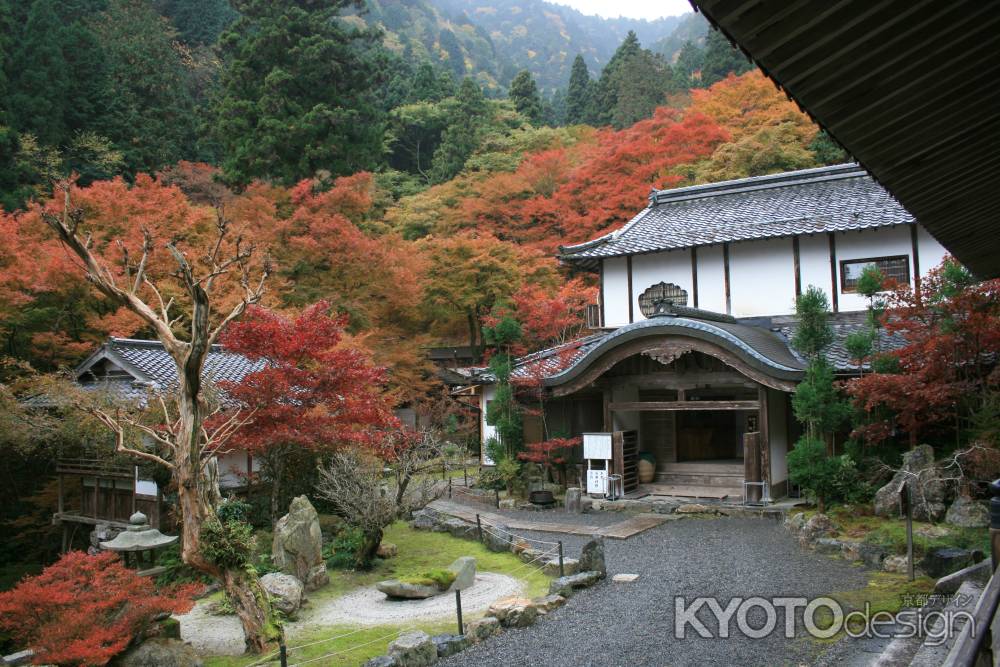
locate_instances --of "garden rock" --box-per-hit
[376,579,440,600]
[530,594,566,614]
[799,513,834,546]
[542,557,578,577]
[431,634,468,658]
[920,547,974,579]
[410,510,436,531]
[883,555,909,573]
[387,631,437,667]
[115,639,203,667]
[564,488,582,513]
[813,538,844,555]
[259,572,303,616]
[363,656,399,667]
[580,495,593,513]
[483,523,511,552]
[465,617,500,643]
[443,518,474,539]
[487,596,539,628]
[511,538,530,554]
[784,512,806,532]
[447,556,476,590]
[578,538,606,577]
[841,541,862,562]
[272,496,328,591]
[675,503,716,514]
[945,495,990,528]
[498,498,517,510]
[873,445,950,522]
[377,542,398,558]
[859,543,888,569]
[519,548,543,564]
[549,571,603,597]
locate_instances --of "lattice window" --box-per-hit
[638,282,688,318]
[840,255,910,292]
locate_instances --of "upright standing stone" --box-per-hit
[565,487,582,513]
[272,496,329,591]
[578,538,606,577]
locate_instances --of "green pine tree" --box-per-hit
[508,70,543,124]
[212,0,384,186]
[95,0,199,175]
[700,29,752,86]
[429,77,488,183]
[157,0,238,46]
[673,39,704,88]
[565,54,591,125]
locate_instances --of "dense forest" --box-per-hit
[0,0,845,573]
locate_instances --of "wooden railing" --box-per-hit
[56,457,134,478]
[944,478,1000,666]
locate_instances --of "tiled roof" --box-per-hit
[560,164,914,267]
[76,338,264,403]
[459,311,907,387]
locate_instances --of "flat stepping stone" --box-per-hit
[597,513,671,539]
[612,573,639,583]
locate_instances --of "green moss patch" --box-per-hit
[400,568,456,590]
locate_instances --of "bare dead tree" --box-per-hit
[316,432,445,568]
[41,180,279,651]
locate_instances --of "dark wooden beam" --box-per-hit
[792,236,802,298]
[627,255,634,323]
[723,243,732,315]
[597,370,756,390]
[690,247,699,308]
[828,233,839,313]
[609,400,760,412]
[598,260,606,327]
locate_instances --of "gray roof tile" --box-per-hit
[560,164,914,265]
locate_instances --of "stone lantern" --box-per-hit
[100,511,178,572]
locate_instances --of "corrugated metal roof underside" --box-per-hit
[691,0,1000,279]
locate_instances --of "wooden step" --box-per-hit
[655,472,745,487]
[639,484,741,500]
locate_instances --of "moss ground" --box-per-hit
[204,520,549,666]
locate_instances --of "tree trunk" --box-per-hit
[174,384,280,652]
[356,528,383,570]
[222,568,282,652]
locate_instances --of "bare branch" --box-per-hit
[90,408,174,470]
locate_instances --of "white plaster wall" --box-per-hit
[729,238,797,317]
[480,385,498,465]
[798,234,833,307]
[218,450,251,489]
[602,257,630,327]
[695,245,727,313]
[767,389,789,486]
[630,249,693,320]
[834,225,912,312]
[917,225,949,276]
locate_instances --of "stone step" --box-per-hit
[654,472,745,487]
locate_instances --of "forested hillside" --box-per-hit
[0,0,844,405]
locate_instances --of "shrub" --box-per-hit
[0,551,197,666]
[476,467,505,491]
[788,437,866,512]
[201,515,256,569]
[324,527,365,570]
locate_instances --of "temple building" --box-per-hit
[457,163,949,500]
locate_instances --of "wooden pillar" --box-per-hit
[910,225,921,301]
[758,386,771,500]
[131,467,137,515]
[602,388,612,432]
[626,255,634,323]
[57,474,64,515]
[828,233,839,313]
[723,243,732,315]
[690,247,699,308]
[792,236,802,298]
[93,477,99,521]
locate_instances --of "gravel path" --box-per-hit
[178,572,524,655]
[297,573,523,627]
[439,516,871,667]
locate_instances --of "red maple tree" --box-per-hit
[0,551,197,666]
[219,301,398,521]
[846,259,1000,447]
